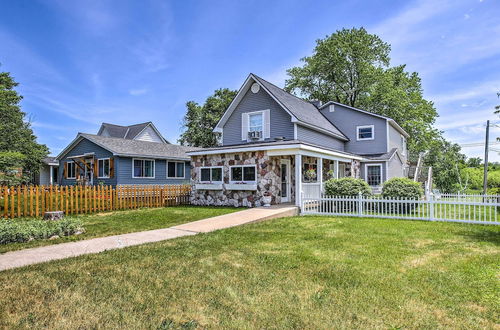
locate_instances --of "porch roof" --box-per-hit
[186,140,362,161]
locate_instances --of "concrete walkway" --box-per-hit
[0,205,298,271]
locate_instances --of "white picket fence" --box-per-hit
[301,192,500,225]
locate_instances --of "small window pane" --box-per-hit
[249,113,263,132]
[168,162,176,178]
[243,167,256,181]
[211,168,222,182]
[144,160,154,177]
[176,163,185,178]
[358,127,373,139]
[231,167,242,181]
[201,168,210,182]
[134,160,143,177]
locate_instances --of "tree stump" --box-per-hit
[43,211,64,221]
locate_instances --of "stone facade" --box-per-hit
[191,151,295,207]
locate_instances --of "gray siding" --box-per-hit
[59,139,116,186]
[38,165,50,185]
[387,154,404,179]
[222,88,294,145]
[388,124,407,163]
[116,157,190,185]
[296,125,345,151]
[320,104,387,155]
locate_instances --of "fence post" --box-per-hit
[358,192,363,217]
[429,194,435,221]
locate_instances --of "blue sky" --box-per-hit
[0,0,499,161]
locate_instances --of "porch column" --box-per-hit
[334,160,339,179]
[295,154,302,207]
[317,157,323,193]
[49,165,53,185]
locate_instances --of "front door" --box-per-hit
[280,159,291,203]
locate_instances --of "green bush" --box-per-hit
[323,177,372,197]
[0,218,84,244]
[488,187,500,195]
[382,178,423,199]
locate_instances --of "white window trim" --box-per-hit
[357,125,375,141]
[401,135,407,156]
[97,158,110,179]
[364,163,383,186]
[67,161,76,179]
[199,166,223,183]
[229,165,257,184]
[247,110,265,141]
[167,161,185,179]
[132,158,155,179]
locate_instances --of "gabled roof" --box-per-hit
[97,122,170,143]
[215,73,348,141]
[360,148,403,162]
[57,134,198,161]
[42,157,59,166]
[319,101,409,138]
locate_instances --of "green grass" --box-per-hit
[0,216,498,328]
[0,206,238,253]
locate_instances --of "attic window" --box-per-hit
[251,83,260,93]
[357,125,374,141]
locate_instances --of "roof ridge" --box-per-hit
[251,73,312,105]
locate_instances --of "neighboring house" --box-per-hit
[188,73,409,207]
[56,122,196,186]
[34,157,59,185]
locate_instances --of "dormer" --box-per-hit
[97,122,169,144]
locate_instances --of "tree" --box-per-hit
[285,27,390,106]
[466,157,482,168]
[0,151,26,185]
[0,69,48,183]
[179,88,237,147]
[424,138,466,193]
[284,28,440,156]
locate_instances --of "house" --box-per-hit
[56,122,196,186]
[187,73,409,207]
[33,157,59,185]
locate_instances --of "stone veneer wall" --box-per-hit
[191,152,294,207]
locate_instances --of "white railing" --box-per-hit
[302,183,322,199]
[301,192,500,225]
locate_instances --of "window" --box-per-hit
[302,162,318,183]
[230,165,256,183]
[200,167,223,183]
[366,164,382,186]
[401,135,407,155]
[357,125,374,140]
[167,161,185,179]
[249,113,263,133]
[67,161,76,179]
[133,159,155,178]
[98,158,110,178]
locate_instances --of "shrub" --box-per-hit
[323,178,371,212]
[381,178,423,214]
[323,177,372,197]
[488,187,500,195]
[0,218,84,245]
[382,177,423,199]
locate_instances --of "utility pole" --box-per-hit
[483,120,490,195]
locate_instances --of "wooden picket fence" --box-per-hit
[0,184,192,219]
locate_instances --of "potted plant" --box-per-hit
[262,192,272,207]
[305,168,317,182]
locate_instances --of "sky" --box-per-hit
[0,0,499,161]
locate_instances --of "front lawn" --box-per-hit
[0,206,238,253]
[0,216,498,328]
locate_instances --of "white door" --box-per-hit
[280,159,291,203]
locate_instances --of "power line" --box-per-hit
[460,141,500,147]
